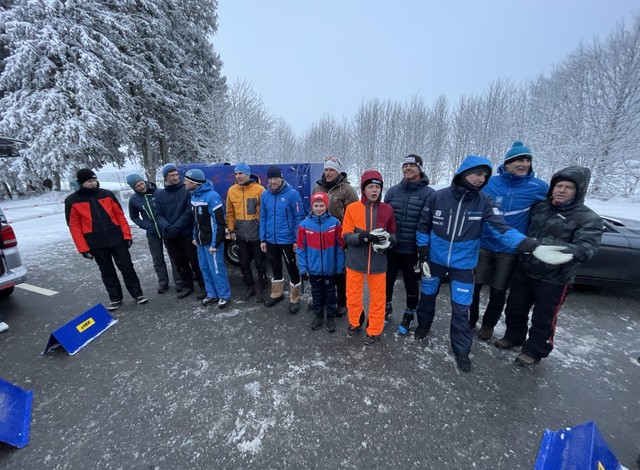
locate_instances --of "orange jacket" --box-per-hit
[64,188,132,253]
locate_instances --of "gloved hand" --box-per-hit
[516,237,540,253]
[372,239,391,253]
[418,246,429,263]
[370,228,390,242]
[81,251,94,260]
[532,245,574,265]
[358,231,386,244]
[301,273,309,282]
[421,260,431,278]
[126,239,133,248]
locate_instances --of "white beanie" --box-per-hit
[323,157,342,172]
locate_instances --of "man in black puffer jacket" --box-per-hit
[495,166,603,367]
[383,154,434,334]
[153,164,204,300]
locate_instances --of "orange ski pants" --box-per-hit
[346,267,386,336]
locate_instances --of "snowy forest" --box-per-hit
[1,1,640,198]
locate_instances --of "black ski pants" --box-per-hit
[92,242,143,302]
[237,239,268,289]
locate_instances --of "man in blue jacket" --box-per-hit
[469,141,548,341]
[127,173,182,294]
[414,155,571,372]
[184,169,232,309]
[154,163,205,300]
[383,154,434,334]
[260,166,305,313]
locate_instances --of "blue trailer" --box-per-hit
[177,162,324,264]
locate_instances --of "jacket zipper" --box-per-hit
[447,197,465,266]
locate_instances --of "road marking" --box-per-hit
[16,283,58,296]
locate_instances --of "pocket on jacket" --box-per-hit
[247,198,258,215]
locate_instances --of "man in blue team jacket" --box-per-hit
[469,141,548,340]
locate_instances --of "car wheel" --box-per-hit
[0,286,15,299]
[224,240,240,266]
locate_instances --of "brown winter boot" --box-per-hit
[288,282,302,314]
[264,279,284,308]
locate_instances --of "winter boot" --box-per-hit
[384,302,393,325]
[288,281,302,314]
[478,326,494,341]
[241,284,256,301]
[255,280,268,303]
[264,279,285,308]
[310,316,324,330]
[397,308,416,335]
[455,353,472,372]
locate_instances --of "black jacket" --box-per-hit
[521,166,603,284]
[384,173,434,254]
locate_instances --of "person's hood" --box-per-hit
[547,166,591,205]
[360,170,383,203]
[452,155,493,190]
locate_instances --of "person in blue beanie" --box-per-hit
[126,173,183,294]
[469,141,548,340]
[184,169,232,308]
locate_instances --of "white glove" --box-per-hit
[421,261,431,278]
[372,239,391,253]
[370,228,390,242]
[532,245,574,265]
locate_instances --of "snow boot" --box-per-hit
[240,285,256,301]
[255,280,268,303]
[478,326,494,341]
[397,308,415,335]
[455,353,472,372]
[310,316,324,330]
[515,352,540,367]
[264,279,285,308]
[288,281,302,314]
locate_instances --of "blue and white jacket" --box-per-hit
[259,181,305,244]
[416,156,527,270]
[480,165,548,253]
[190,180,226,247]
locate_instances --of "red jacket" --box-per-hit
[65,188,132,253]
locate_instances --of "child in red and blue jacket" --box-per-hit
[297,192,345,332]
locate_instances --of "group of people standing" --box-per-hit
[63,141,602,374]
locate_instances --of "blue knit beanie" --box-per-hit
[235,162,251,175]
[126,173,144,189]
[161,163,178,180]
[504,141,532,164]
[184,168,206,184]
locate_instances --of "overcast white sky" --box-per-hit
[215,0,640,136]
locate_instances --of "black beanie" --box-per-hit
[77,169,97,185]
[267,166,282,179]
[402,154,423,168]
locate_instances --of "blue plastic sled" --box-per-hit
[0,378,33,448]
[42,303,118,355]
[534,421,622,469]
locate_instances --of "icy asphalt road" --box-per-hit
[1,222,639,469]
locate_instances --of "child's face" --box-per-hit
[312,200,327,216]
[364,183,381,202]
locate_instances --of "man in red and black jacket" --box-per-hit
[64,169,147,311]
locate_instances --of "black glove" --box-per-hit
[81,251,94,260]
[418,246,430,264]
[301,273,309,282]
[126,239,133,248]
[516,237,540,253]
[358,231,386,244]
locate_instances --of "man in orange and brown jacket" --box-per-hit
[342,170,396,345]
[64,169,146,311]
